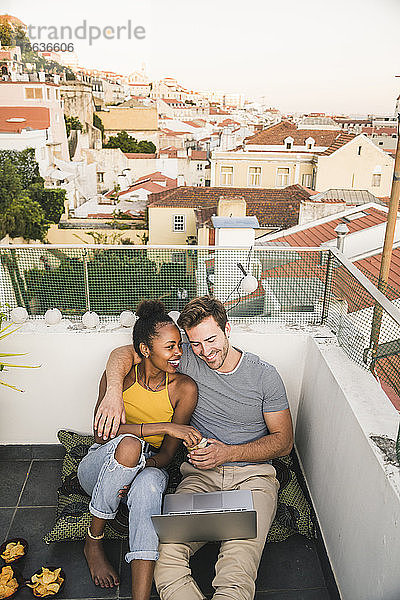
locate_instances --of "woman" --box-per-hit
[77,300,201,600]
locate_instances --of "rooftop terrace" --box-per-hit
[0,444,336,599]
[1,244,400,600]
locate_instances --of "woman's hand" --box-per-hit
[164,423,203,448]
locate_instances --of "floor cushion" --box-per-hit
[43,430,315,544]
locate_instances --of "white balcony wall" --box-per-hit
[0,326,309,444]
[1,325,400,600]
[296,336,400,600]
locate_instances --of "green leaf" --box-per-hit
[0,380,24,392]
[0,363,40,368]
[0,328,21,340]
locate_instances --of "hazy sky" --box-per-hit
[4,0,400,115]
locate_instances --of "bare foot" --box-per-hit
[84,537,120,588]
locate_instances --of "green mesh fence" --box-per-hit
[1,245,400,412]
[322,252,400,414]
[0,246,329,323]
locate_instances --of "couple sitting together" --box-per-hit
[77,295,293,600]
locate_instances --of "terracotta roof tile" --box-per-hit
[319,133,357,155]
[0,106,50,133]
[245,120,355,154]
[0,50,13,60]
[124,153,157,159]
[148,184,311,228]
[362,126,397,136]
[354,246,400,296]
[190,150,208,160]
[268,206,388,247]
[162,99,186,106]
[182,120,202,128]
[210,108,231,115]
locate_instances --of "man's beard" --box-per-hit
[202,337,229,370]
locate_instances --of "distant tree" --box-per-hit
[64,115,83,137]
[28,184,66,223]
[13,24,31,52]
[0,151,66,240]
[20,49,47,71]
[0,160,22,213]
[136,140,156,153]
[104,130,156,154]
[2,195,49,241]
[0,148,42,189]
[0,18,32,51]
[0,18,13,46]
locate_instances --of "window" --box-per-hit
[284,136,294,150]
[276,167,290,187]
[97,172,104,183]
[378,141,383,146]
[342,211,368,222]
[220,166,233,186]
[306,137,315,151]
[302,173,312,187]
[197,163,203,171]
[25,87,43,99]
[372,173,381,187]
[248,166,261,187]
[357,146,362,155]
[173,214,186,232]
[46,88,51,100]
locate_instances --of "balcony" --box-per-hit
[1,245,400,600]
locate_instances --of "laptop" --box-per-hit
[152,489,257,543]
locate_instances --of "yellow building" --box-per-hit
[316,134,394,197]
[211,120,394,197]
[97,106,159,146]
[148,206,197,245]
[147,185,312,245]
[46,223,147,245]
[212,149,315,189]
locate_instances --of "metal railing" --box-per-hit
[1,244,400,416]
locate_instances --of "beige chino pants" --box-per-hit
[154,461,279,600]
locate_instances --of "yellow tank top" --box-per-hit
[123,364,174,448]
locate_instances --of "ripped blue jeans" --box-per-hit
[77,433,168,562]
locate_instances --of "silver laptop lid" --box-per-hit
[163,489,254,515]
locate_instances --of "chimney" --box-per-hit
[217,196,246,218]
[334,223,349,253]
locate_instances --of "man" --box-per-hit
[96,296,293,600]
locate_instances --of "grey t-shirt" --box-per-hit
[177,343,288,465]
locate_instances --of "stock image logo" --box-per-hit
[27,19,146,51]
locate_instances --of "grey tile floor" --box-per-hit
[0,446,339,600]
